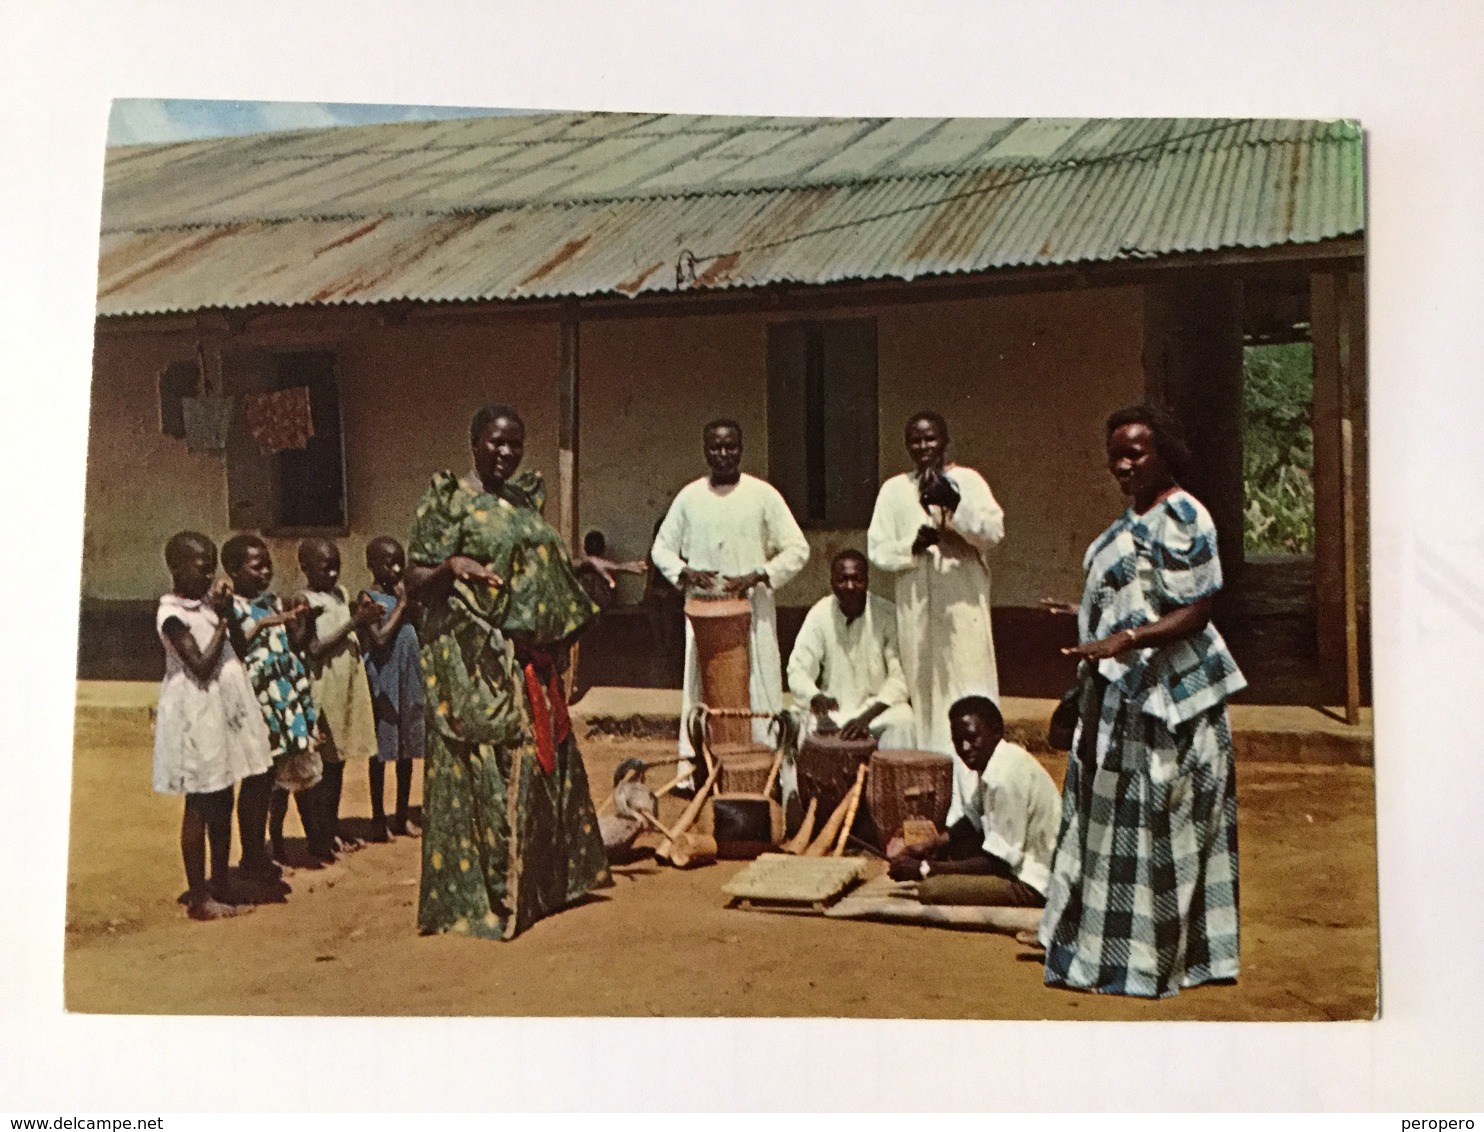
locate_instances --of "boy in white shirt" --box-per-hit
[887,695,1061,907]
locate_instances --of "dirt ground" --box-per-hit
[65,705,1379,1020]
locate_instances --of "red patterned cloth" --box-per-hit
[522,651,572,775]
[244,386,314,452]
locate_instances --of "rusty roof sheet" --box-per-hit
[98,114,1364,316]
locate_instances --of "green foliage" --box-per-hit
[1243,343,1314,555]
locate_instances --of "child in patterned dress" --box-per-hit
[296,537,382,861]
[153,531,273,920]
[360,537,425,841]
[221,534,325,872]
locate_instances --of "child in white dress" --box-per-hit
[153,531,273,920]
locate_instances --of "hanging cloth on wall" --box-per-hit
[181,396,235,452]
[244,386,315,453]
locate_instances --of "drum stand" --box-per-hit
[683,705,795,859]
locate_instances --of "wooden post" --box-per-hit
[558,304,580,550]
[1336,274,1363,724]
[1141,276,1247,605]
[1312,268,1367,720]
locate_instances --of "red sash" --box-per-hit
[522,650,571,775]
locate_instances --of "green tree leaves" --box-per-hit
[1244,343,1314,555]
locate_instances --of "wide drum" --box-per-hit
[797,731,876,827]
[865,749,953,846]
[684,595,752,746]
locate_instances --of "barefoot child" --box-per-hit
[360,537,425,841]
[153,531,273,920]
[297,537,381,861]
[221,534,325,872]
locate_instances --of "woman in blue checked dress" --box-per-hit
[1036,404,1244,998]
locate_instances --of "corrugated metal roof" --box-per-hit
[98,114,1364,316]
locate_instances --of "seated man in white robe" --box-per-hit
[787,549,915,749]
[651,418,810,790]
[887,696,1061,909]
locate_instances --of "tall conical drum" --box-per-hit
[684,595,753,746]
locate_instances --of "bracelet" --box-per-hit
[1122,628,1138,650]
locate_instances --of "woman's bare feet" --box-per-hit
[1015,930,1044,949]
[188,897,250,921]
[238,858,284,882]
[335,835,364,853]
[208,879,244,905]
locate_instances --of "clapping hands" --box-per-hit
[351,592,385,628]
[207,578,234,616]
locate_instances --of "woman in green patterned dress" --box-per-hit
[406,404,611,939]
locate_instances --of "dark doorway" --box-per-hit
[273,352,346,529]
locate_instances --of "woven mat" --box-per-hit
[822,876,1043,934]
[722,854,867,904]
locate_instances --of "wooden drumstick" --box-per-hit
[761,748,785,800]
[659,776,716,860]
[641,810,717,868]
[652,770,687,799]
[639,811,691,867]
[637,810,677,841]
[596,765,642,816]
[832,763,868,857]
[597,756,690,815]
[803,797,849,856]
[805,764,866,857]
[782,797,817,855]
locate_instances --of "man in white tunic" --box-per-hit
[651,419,810,787]
[787,549,915,748]
[887,696,1061,910]
[867,411,1005,756]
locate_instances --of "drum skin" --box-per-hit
[797,731,876,828]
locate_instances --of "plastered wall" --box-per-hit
[85,285,1143,611]
[577,285,1145,609]
[577,313,770,605]
[875,287,1144,607]
[84,315,562,600]
[84,330,233,599]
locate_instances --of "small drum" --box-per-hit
[685,595,753,746]
[797,731,877,825]
[698,743,779,852]
[712,742,775,795]
[865,749,953,847]
[711,794,785,859]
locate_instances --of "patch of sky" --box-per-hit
[107,99,539,146]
